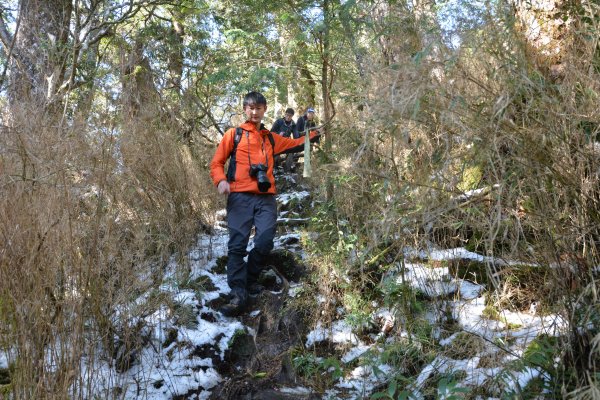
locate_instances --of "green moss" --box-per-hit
[458,166,483,192]
[0,383,12,396]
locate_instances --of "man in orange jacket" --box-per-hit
[210,91,319,316]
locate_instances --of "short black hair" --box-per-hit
[285,108,295,116]
[243,91,267,107]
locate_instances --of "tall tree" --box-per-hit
[0,0,177,117]
[1,0,72,111]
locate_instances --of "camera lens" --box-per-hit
[257,170,270,192]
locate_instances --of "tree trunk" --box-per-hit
[167,12,185,93]
[511,0,570,79]
[7,0,72,112]
[321,0,335,201]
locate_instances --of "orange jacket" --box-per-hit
[210,121,318,194]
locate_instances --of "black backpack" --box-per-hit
[226,127,275,182]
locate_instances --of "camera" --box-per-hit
[249,163,271,192]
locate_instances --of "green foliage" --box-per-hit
[436,376,470,399]
[381,278,424,316]
[379,339,429,375]
[172,302,198,329]
[522,335,559,374]
[370,375,417,400]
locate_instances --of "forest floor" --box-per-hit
[80,163,568,399]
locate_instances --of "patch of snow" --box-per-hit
[395,263,457,298]
[336,364,394,395]
[278,386,313,395]
[439,332,460,347]
[460,280,484,299]
[501,366,546,393]
[428,248,486,262]
[277,191,310,206]
[306,320,361,347]
[200,270,230,294]
[173,290,197,305]
[288,282,303,297]
[341,344,373,363]
[215,209,227,219]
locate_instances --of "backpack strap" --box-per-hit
[226,128,275,182]
[226,127,244,182]
[266,132,275,149]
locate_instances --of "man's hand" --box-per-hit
[217,180,230,195]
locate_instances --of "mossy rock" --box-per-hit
[225,329,256,364]
[268,249,305,281]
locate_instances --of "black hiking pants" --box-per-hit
[226,192,277,302]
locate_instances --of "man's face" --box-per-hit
[244,102,267,124]
[307,111,315,120]
[284,113,293,122]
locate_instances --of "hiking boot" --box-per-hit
[218,294,245,317]
[248,282,265,296]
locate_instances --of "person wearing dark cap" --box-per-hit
[295,107,317,139]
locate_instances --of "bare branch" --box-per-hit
[0,8,14,53]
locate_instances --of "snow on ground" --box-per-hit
[75,189,316,398]
[79,231,247,399]
[68,220,241,399]
[306,247,568,399]
[393,262,484,299]
[0,189,572,399]
[306,320,360,347]
[277,191,310,206]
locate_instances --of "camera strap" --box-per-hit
[226,127,275,182]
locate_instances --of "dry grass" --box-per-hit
[0,97,214,397]
[305,2,600,394]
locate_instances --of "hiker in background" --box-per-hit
[296,107,317,138]
[209,92,320,317]
[271,108,297,138]
[285,107,319,172]
[270,108,297,171]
